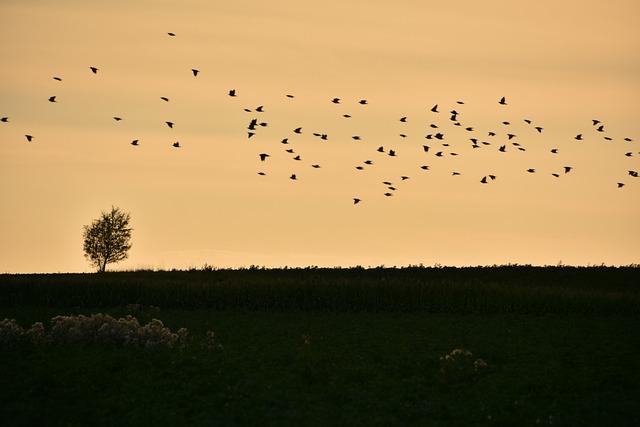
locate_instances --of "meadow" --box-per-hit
[1,266,639,426]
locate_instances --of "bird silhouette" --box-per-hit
[377,146,385,152]
[286,94,294,98]
[488,132,496,136]
[352,136,361,140]
[452,172,461,176]
[1,117,8,122]
[388,150,396,157]
[89,66,98,74]
[384,193,393,197]
[564,166,573,173]
[430,104,439,113]
[293,155,301,161]
[624,137,633,142]
[332,98,340,104]
[535,127,543,133]
[248,132,255,138]
[343,114,352,118]
[617,182,625,188]
[499,145,506,152]
[113,117,122,121]
[629,170,638,177]
[355,166,364,170]
[173,142,180,148]
[165,121,174,128]
[552,173,560,178]
[320,134,328,140]
[168,32,176,36]
[489,175,496,180]
[25,135,33,142]
[502,121,511,125]
[353,198,361,204]
[131,139,139,146]
[285,149,294,153]
[592,120,601,126]
[229,89,237,97]
[499,97,507,105]
[507,134,516,140]
[604,137,612,141]
[256,106,264,112]
[311,164,321,168]
[294,127,302,134]
[400,117,407,122]
[48,96,56,102]
[364,160,373,165]
[257,172,266,176]
[435,152,443,157]
[551,148,558,153]
[575,134,583,140]
[259,153,270,161]
[524,119,532,124]
[420,165,430,170]
[160,97,169,102]
[248,119,258,130]
[281,138,289,144]
[401,176,409,180]
[527,168,535,173]
[423,145,430,152]
[192,69,199,76]
[596,125,604,132]
[359,99,367,105]
[625,152,633,157]
[53,76,62,81]
[480,176,488,184]
[290,174,297,180]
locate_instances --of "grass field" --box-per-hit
[1,266,639,426]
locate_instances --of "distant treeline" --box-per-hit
[1,266,638,315]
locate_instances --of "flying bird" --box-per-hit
[281,138,289,144]
[168,32,176,36]
[256,106,264,112]
[596,125,604,132]
[524,119,532,124]
[53,76,62,81]
[172,142,180,148]
[294,127,302,134]
[257,172,266,176]
[575,134,583,140]
[352,136,361,140]
[499,97,507,105]
[286,94,294,98]
[285,149,294,153]
[48,96,56,102]
[248,132,255,138]
[384,193,393,197]
[131,140,139,146]
[629,170,639,177]
[259,153,270,161]
[564,166,572,173]
[422,145,430,152]
[452,172,461,176]
[343,114,352,118]
[293,155,301,161]
[507,134,516,140]
[332,98,340,104]
[359,99,367,105]
[89,66,98,74]
[430,104,439,113]
[160,97,169,102]
[624,137,633,142]
[290,174,297,180]
[552,173,560,178]
[355,166,364,170]
[113,117,122,121]
[165,121,174,128]
[364,160,373,165]
[229,89,237,97]
[535,127,543,133]
[353,198,361,205]
[388,150,396,157]
[551,148,558,154]
[25,135,33,142]
[617,182,625,188]
[400,117,407,122]
[1,117,8,122]
[191,69,199,76]
[435,152,443,157]
[480,176,488,184]
[401,176,409,180]
[592,120,601,126]
[527,169,535,173]
[499,145,506,152]
[311,164,321,168]
[377,146,384,152]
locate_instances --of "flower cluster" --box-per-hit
[1,314,189,350]
[439,348,488,383]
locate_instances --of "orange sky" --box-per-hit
[1,0,639,272]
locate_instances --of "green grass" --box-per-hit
[1,267,639,426]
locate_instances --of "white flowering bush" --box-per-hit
[439,348,488,384]
[1,314,189,350]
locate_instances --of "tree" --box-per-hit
[83,206,132,272]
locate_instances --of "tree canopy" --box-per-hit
[82,206,132,272]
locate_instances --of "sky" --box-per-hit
[1,0,639,273]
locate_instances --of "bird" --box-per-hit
[332,98,340,104]
[552,173,560,178]
[401,176,409,180]
[160,97,169,102]
[290,174,297,180]
[624,137,633,142]
[502,121,511,125]
[281,138,289,144]
[575,134,583,140]
[355,166,364,170]
[384,193,393,197]
[359,99,367,105]
[604,137,612,141]
[48,96,56,102]
[480,176,488,184]
[259,122,267,127]
[259,153,270,161]
[311,164,321,168]
[429,124,438,129]
[617,182,625,188]
[625,152,633,157]
[25,135,33,142]
[452,172,461,176]
[113,117,122,121]
[294,127,302,134]
[286,94,294,98]
[248,132,255,138]
[592,120,601,126]
[353,198,361,205]
[499,97,507,105]
[527,169,535,173]
[564,166,572,173]
[285,149,294,153]
[465,127,474,131]
[400,117,407,122]
[499,145,506,152]
[248,119,257,130]
[377,146,385,153]
[524,119,532,124]
[343,114,352,118]
[382,181,392,185]
[131,139,139,146]
[489,175,496,180]
[535,127,543,133]
[388,150,396,157]
[293,155,301,161]
[450,152,459,156]
[423,145,430,152]
[596,125,604,132]
[435,152,443,157]
[229,89,237,97]
[53,76,62,81]
[364,160,373,165]
[320,134,328,140]
[352,136,361,140]
[89,66,98,74]
[457,101,465,104]
[172,142,180,148]
[507,134,516,140]
[629,170,639,177]
[551,148,558,154]
[430,104,439,113]
[243,108,251,112]
[256,106,264,112]
[168,32,176,36]
[165,121,174,128]
[434,133,444,140]
[388,186,397,191]
[257,172,266,176]
[1,117,8,122]
[191,69,199,76]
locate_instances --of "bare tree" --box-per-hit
[83,206,132,272]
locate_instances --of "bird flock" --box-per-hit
[1,32,638,205]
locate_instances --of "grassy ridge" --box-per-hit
[1,266,639,314]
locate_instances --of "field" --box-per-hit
[1,266,639,426]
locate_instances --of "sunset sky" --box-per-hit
[1,0,639,272]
